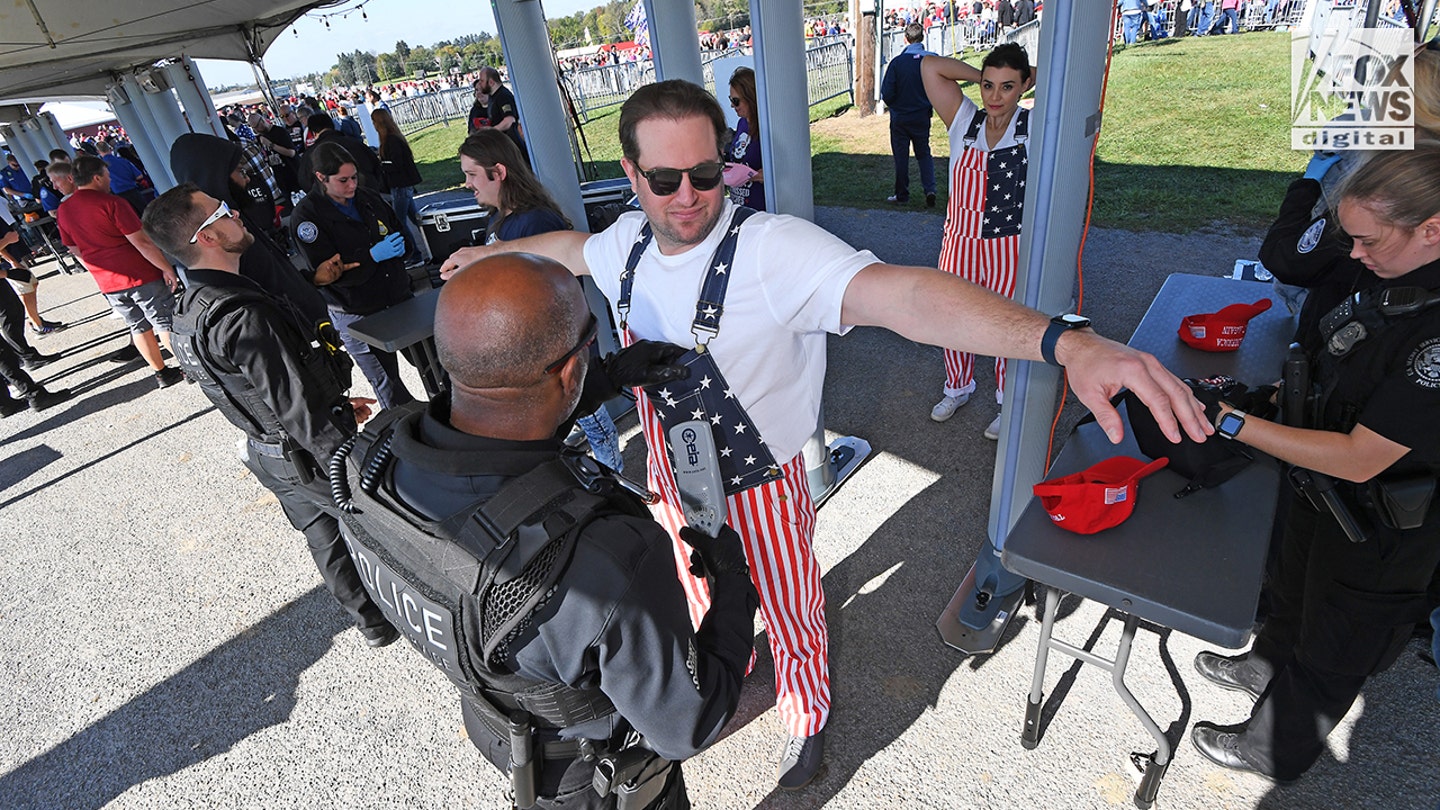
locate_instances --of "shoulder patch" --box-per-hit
[1406,336,1440,389]
[1297,218,1325,254]
[296,221,318,244]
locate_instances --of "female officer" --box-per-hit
[921,43,1033,439]
[291,141,415,409]
[1191,144,1440,783]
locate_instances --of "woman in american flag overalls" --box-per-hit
[921,44,1035,439]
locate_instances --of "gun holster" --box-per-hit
[1367,476,1437,531]
[592,744,674,810]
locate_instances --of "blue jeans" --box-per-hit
[890,118,936,201]
[1196,3,1215,34]
[1219,7,1239,33]
[389,185,428,262]
[1122,13,1144,43]
[328,306,416,410]
[576,407,623,472]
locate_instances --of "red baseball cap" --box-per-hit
[1178,298,1273,352]
[1032,456,1169,535]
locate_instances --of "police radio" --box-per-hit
[668,420,727,537]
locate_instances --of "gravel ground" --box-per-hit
[1,206,1436,810]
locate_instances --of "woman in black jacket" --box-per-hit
[371,107,428,264]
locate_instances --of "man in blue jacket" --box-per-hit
[881,24,937,208]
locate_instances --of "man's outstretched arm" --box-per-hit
[840,262,1212,445]
[438,230,592,281]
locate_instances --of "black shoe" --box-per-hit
[155,367,186,388]
[926,192,936,208]
[1193,651,1268,701]
[1190,722,1295,783]
[108,344,142,363]
[27,387,70,411]
[361,624,400,648]
[886,194,908,205]
[777,729,825,790]
[21,351,58,370]
[0,399,26,418]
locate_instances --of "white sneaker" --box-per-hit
[930,393,970,422]
[983,413,1002,440]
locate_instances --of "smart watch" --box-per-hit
[1040,314,1091,367]
[1215,409,1247,440]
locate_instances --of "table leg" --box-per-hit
[1111,613,1171,809]
[1021,585,1063,749]
[401,338,448,400]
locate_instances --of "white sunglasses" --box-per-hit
[189,200,234,244]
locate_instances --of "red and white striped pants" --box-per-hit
[638,393,830,738]
[936,231,1020,404]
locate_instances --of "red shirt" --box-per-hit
[56,189,163,293]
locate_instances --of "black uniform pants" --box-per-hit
[0,281,41,362]
[1237,495,1439,779]
[242,447,389,634]
[0,330,42,404]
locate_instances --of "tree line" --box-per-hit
[308,0,850,87]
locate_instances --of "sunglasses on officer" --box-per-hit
[190,199,234,243]
[544,314,598,375]
[634,162,726,196]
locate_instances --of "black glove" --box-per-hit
[1185,375,1278,423]
[680,525,750,579]
[604,341,689,390]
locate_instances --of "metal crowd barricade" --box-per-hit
[387,87,479,137]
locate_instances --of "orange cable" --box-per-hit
[1045,6,1119,469]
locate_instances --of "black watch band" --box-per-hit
[1041,314,1091,367]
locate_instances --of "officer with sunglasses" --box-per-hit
[441,79,1213,792]
[140,183,399,650]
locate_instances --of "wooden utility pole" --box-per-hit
[853,0,876,115]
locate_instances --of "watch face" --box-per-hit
[1219,412,1245,436]
[1058,314,1090,327]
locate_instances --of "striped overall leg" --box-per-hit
[638,391,830,738]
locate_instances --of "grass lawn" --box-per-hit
[408,32,1307,232]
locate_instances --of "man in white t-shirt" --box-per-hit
[441,79,1212,792]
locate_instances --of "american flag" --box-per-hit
[645,351,783,496]
[980,147,1027,240]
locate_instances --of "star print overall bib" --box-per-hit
[937,105,1030,401]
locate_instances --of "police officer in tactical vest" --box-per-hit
[330,253,759,808]
[141,183,399,648]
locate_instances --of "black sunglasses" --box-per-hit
[635,162,725,196]
[544,314,597,375]
[729,96,741,107]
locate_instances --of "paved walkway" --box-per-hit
[1,208,1435,809]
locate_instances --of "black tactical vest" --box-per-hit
[172,282,350,444]
[333,406,652,735]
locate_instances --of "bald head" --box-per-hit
[435,252,590,391]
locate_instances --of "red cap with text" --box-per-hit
[1032,456,1170,535]
[1178,298,1273,352]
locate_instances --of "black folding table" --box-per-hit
[346,290,447,399]
[1001,273,1297,808]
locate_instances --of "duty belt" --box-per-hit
[247,437,287,459]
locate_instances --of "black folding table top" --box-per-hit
[1002,273,1299,648]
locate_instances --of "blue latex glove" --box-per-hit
[369,232,405,263]
[20,192,34,200]
[1303,152,1343,182]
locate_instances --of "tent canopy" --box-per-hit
[0,0,337,103]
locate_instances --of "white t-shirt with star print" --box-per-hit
[584,200,877,462]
